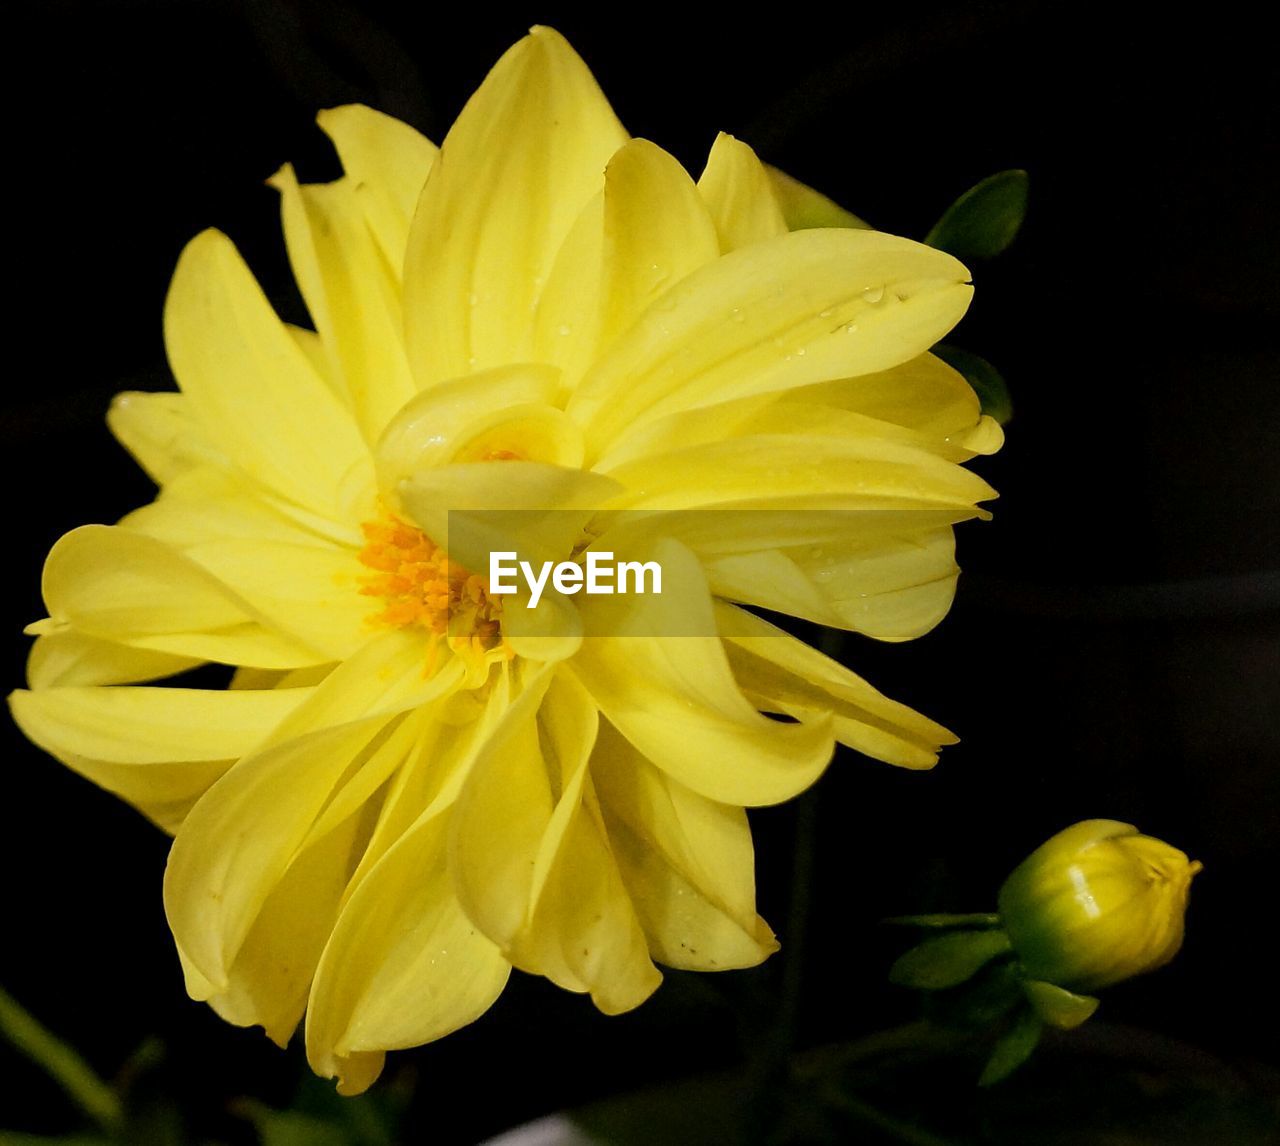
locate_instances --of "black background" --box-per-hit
[3,2,1277,1142]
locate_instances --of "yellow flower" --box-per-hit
[998,820,1202,991]
[9,28,1000,1093]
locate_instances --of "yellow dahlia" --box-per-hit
[9,27,1001,1093]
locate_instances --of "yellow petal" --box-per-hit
[697,133,788,253]
[8,684,310,832]
[718,604,955,769]
[703,525,961,641]
[767,165,869,230]
[531,192,605,391]
[120,465,362,552]
[172,538,370,662]
[516,767,661,1013]
[107,391,225,485]
[307,806,509,1095]
[26,629,201,690]
[344,674,513,903]
[163,228,373,521]
[592,720,777,970]
[450,670,659,1012]
[787,352,992,448]
[403,26,627,386]
[316,104,438,275]
[606,432,996,516]
[164,632,454,989]
[517,675,661,1011]
[43,525,326,669]
[374,362,570,484]
[198,809,366,1046]
[270,164,416,441]
[571,539,833,805]
[396,460,622,573]
[599,139,720,347]
[448,666,557,948]
[568,228,972,459]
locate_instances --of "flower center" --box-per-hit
[357,513,504,658]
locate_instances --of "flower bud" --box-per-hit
[997,820,1202,991]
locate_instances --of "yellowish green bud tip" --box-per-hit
[997,819,1202,992]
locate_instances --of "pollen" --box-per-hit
[357,513,504,658]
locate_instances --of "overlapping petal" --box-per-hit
[12,25,1006,1098]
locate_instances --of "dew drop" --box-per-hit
[558,323,572,337]
[731,307,745,323]
[861,285,885,304]
[844,322,859,335]
[818,308,833,318]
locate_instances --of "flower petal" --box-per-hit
[571,539,833,805]
[198,810,366,1047]
[787,352,999,452]
[767,165,869,230]
[164,632,453,991]
[703,525,962,641]
[604,432,997,513]
[397,460,622,573]
[107,391,226,485]
[163,228,373,521]
[697,133,788,253]
[42,525,326,668]
[306,806,509,1095]
[374,362,567,484]
[718,604,955,769]
[531,192,604,390]
[592,720,777,970]
[568,228,972,459]
[403,26,627,386]
[448,665,557,948]
[26,629,201,690]
[8,683,311,832]
[451,670,660,1012]
[599,139,720,347]
[270,164,416,441]
[315,104,438,275]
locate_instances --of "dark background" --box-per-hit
[3,2,1277,1142]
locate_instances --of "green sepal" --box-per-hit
[925,169,1029,260]
[978,1007,1043,1087]
[1022,979,1100,1029]
[890,928,1013,990]
[934,344,1013,424]
[884,912,1001,929]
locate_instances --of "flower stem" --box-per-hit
[0,983,123,1134]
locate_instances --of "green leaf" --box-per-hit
[925,169,1029,260]
[1023,979,1100,1029]
[237,1101,353,1146]
[0,1134,114,1145]
[0,985,123,1136]
[978,1008,1043,1086]
[934,344,1013,424]
[884,913,1001,930]
[890,929,1013,990]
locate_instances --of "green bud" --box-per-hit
[997,820,1202,991]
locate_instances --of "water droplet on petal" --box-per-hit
[558,323,572,337]
[861,285,885,304]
